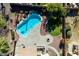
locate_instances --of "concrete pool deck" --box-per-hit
[15,23,54,56]
[15,46,37,56]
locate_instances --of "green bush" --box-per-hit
[0,37,10,53]
[66,31,72,38]
[50,26,61,36]
[65,24,72,38]
[0,14,6,28]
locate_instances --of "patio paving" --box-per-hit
[15,23,54,56]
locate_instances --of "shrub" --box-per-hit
[66,31,72,38]
[65,24,72,38]
[50,26,61,36]
[0,14,6,28]
[0,37,10,53]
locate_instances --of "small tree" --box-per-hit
[45,4,67,33]
[46,4,66,16]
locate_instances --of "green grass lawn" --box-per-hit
[50,26,61,36]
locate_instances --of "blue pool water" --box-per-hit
[16,13,41,38]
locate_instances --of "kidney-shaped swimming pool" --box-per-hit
[16,13,41,38]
